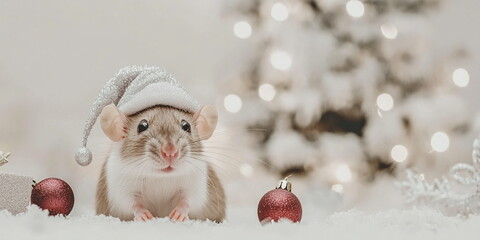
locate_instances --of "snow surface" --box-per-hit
[1,206,480,240]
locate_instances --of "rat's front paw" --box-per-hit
[169,207,189,222]
[134,209,154,222]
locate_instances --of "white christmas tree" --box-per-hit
[219,0,473,189]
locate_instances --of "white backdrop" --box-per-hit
[0,0,479,215]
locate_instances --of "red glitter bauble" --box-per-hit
[31,178,74,216]
[257,178,302,224]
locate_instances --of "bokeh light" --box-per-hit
[258,84,277,101]
[270,50,292,71]
[271,2,289,21]
[335,164,352,182]
[381,23,398,39]
[376,93,394,111]
[331,184,344,193]
[346,0,365,18]
[233,21,252,39]
[431,132,450,152]
[224,94,242,113]
[240,163,253,177]
[452,68,470,87]
[391,145,408,163]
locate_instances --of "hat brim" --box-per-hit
[118,82,201,115]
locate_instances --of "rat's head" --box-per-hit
[99,104,217,176]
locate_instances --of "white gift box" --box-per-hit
[0,172,33,214]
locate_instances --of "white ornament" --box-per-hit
[0,151,34,214]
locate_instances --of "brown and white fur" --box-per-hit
[96,104,225,222]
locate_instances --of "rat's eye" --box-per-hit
[137,119,149,133]
[181,120,191,133]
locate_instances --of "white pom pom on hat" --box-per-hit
[75,66,201,166]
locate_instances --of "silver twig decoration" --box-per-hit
[0,151,11,167]
[397,138,480,216]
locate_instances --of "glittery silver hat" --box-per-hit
[75,66,200,166]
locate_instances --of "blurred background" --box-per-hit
[1,0,479,222]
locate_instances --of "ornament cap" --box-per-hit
[276,176,292,192]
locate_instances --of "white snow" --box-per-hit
[1,206,480,240]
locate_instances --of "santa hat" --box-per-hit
[75,66,200,166]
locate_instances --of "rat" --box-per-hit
[95,103,225,222]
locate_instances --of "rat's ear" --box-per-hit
[194,104,218,140]
[100,104,127,142]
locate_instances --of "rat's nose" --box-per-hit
[161,143,178,163]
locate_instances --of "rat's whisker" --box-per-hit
[192,145,250,154]
[188,155,236,176]
[190,148,273,168]
[188,154,231,175]
[190,150,243,166]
